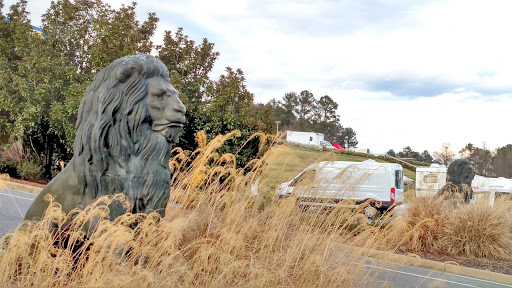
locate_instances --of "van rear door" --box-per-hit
[393,169,404,202]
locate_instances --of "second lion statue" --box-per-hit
[25,54,186,221]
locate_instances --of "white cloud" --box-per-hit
[3,0,512,156]
[327,89,512,155]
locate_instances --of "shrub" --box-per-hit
[0,158,20,178]
[389,195,512,260]
[16,158,43,181]
[389,196,451,253]
[441,199,512,259]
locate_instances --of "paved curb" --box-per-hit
[332,242,512,285]
[0,180,43,194]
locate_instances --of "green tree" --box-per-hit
[0,0,72,178]
[471,147,493,176]
[0,0,33,144]
[157,27,219,109]
[43,0,157,74]
[271,92,298,130]
[397,146,422,160]
[316,95,338,122]
[156,27,219,150]
[295,90,316,131]
[0,0,159,179]
[386,149,396,157]
[271,91,346,144]
[204,67,255,134]
[338,127,358,148]
[271,91,344,141]
[43,0,159,147]
[459,143,493,176]
[494,144,512,178]
[268,98,286,133]
[313,95,339,142]
[204,67,271,168]
[253,103,275,133]
[398,146,414,158]
[420,150,433,163]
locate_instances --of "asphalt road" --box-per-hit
[365,258,512,288]
[1,188,512,287]
[333,253,512,287]
[0,188,37,237]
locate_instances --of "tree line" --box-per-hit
[387,143,512,178]
[386,146,434,163]
[458,143,512,178]
[0,0,354,181]
[269,91,358,147]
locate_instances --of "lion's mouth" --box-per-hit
[152,121,184,143]
[152,120,183,130]
[166,123,184,128]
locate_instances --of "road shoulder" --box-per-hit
[0,180,43,194]
[332,242,512,286]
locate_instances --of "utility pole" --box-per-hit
[275,121,281,135]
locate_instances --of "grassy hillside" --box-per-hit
[258,144,417,196]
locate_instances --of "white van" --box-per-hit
[276,160,404,215]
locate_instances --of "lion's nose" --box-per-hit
[174,98,186,115]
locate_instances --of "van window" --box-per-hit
[290,170,316,187]
[395,170,403,189]
[309,136,313,141]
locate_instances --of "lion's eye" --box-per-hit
[155,93,164,100]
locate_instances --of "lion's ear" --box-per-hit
[116,64,138,83]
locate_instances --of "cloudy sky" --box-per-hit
[4,0,512,155]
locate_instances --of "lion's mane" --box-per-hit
[73,54,173,216]
[437,159,476,204]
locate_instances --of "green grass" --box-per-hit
[259,144,417,195]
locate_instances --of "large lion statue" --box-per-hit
[25,54,186,221]
[437,159,476,204]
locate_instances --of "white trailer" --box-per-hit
[415,164,447,197]
[472,175,512,206]
[285,131,325,146]
[472,175,512,193]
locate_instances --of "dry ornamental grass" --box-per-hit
[390,194,512,260]
[0,131,388,287]
[3,131,512,287]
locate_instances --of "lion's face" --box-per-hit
[447,159,475,186]
[147,76,186,144]
[462,162,476,185]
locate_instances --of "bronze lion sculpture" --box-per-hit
[25,54,186,221]
[437,159,476,204]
